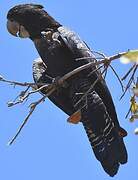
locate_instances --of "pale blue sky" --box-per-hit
[0,0,138,179]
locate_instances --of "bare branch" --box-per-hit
[2,50,137,144]
[121,64,136,81]
[8,95,46,145]
[91,50,107,58]
[0,77,45,88]
[7,81,59,145]
[88,65,104,77]
[125,104,132,119]
[109,64,124,92]
[120,65,138,99]
[74,67,107,108]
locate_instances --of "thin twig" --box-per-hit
[109,64,124,92]
[1,78,45,87]
[20,84,50,101]
[8,95,46,145]
[74,68,107,108]
[7,83,58,145]
[103,66,108,79]
[88,65,104,77]
[91,51,107,58]
[120,66,138,99]
[59,52,125,83]
[1,79,35,87]
[121,64,136,81]
[125,104,132,119]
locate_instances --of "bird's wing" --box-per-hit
[58,26,127,131]
[57,27,127,176]
[33,27,127,176]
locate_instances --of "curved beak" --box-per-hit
[7,20,30,38]
[7,20,19,37]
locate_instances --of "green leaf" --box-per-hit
[120,50,138,64]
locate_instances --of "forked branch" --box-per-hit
[1,50,137,144]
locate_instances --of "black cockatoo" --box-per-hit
[7,4,128,176]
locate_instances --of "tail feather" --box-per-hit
[71,78,127,176]
[80,92,127,176]
[117,138,128,164]
[83,115,127,176]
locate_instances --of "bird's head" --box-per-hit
[7,4,61,40]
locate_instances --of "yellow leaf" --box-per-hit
[120,50,138,64]
[131,103,138,113]
[130,97,138,113]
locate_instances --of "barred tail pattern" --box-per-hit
[70,78,127,176]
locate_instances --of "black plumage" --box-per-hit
[7,4,128,176]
